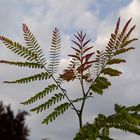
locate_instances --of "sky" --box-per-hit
[0,0,140,140]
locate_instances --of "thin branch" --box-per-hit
[42,65,79,115]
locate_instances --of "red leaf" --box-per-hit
[122,25,136,43]
[74,34,81,43]
[82,52,95,62]
[76,64,84,73]
[81,33,86,42]
[115,17,120,34]
[83,64,92,71]
[54,27,59,33]
[68,54,80,60]
[72,40,81,49]
[0,36,5,41]
[71,47,81,53]
[122,18,132,34]
[84,60,96,65]
[74,31,86,44]
[0,60,7,63]
[60,69,75,81]
[83,39,91,47]
[111,33,116,40]
[83,46,93,53]
[78,31,83,38]
[22,24,29,33]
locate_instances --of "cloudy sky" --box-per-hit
[0,0,140,140]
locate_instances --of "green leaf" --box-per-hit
[48,28,61,74]
[0,36,38,61]
[91,84,103,95]
[21,84,58,105]
[0,60,43,68]
[22,24,47,65]
[107,58,126,65]
[101,127,110,137]
[71,96,93,103]
[91,77,111,95]
[30,93,65,113]
[42,102,70,125]
[114,47,135,55]
[93,50,106,76]
[101,67,122,76]
[121,38,137,48]
[96,77,111,89]
[74,103,140,140]
[114,104,124,113]
[4,72,50,84]
[112,124,140,135]
[127,104,140,112]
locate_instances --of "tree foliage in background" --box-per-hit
[0,18,139,139]
[0,101,29,140]
[74,104,140,140]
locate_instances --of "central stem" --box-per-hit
[77,40,86,129]
[78,111,83,129]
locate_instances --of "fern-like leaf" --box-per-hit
[107,58,126,65]
[48,28,61,74]
[127,104,140,112]
[4,72,49,84]
[93,50,106,77]
[0,60,43,68]
[60,31,95,82]
[30,93,65,113]
[113,124,140,135]
[74,104,140,140]
[105,18,137,57]
[91,76,111,95]
[101,67,122,76]
[114,47,135,55]
[100,127,110,138]
[121,38,137,48]
[92,18,137,81]
[21,84,58,105]
[0,36,38,61]
[42,102,70,125]
[23,24,46,65]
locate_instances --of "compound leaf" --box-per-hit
[23,24,47,65]
[4,72,50,84]
[42,102,70,125]
[30,93,65,113]
[0,36,37,62]
[48,28,61,74]
[101,67,122,76]
[0,60,43,69]
[107,58,126,65]
[21,84,58,105]
[91,77,111,95]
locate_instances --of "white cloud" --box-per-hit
[119,0,140,37]
[20,0,99,66]
[119,0,140,22]
[74,11,98,32]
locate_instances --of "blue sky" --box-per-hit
[96,0,131,18]
[0,0,140,140]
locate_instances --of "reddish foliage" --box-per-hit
[61,31,96,82]
[60,69,75,81]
